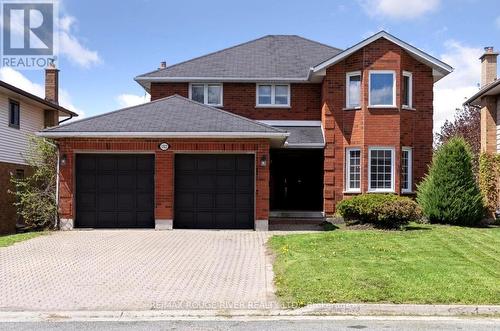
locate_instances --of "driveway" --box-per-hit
[0,230,278,311]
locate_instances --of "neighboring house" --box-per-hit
[0,65,77,234]
[40,31,452,231]
[464,47,499,153]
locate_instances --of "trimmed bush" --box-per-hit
[336,194,422,228]
[417,137,484,226]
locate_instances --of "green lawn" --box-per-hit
[0,232,45,248]
[269,224,500,306]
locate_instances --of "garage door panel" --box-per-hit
[98,174,116,191]
[76,154,154,228]
[117,174,135,190]
[175,154,254,229]
[136,193,153,210]
[77,193,96,210]
[97,212,116,227]
[116,193,134,210]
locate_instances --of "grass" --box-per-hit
[269,224,500,306]
[0,232,45,248]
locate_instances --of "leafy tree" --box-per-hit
[435,105,480,157]
[417,137,484,226]
[10,136,57,230]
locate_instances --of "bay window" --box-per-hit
[345,148,361,192]
[346,71,361,109]
[368,147,395,192]
[402,71,413,108]
[402,147,412,193]
[369,71,396,107]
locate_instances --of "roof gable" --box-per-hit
[40,95,287,139]
[135,35,342,89]
[311,31,453,82]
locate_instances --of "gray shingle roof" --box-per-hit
[276,126,324,147]
[41,95,285,135]
[136,35,341,81]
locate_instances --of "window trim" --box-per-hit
[401,147,413,193]
[368,146,395,193]
[345,147,361,193]
[368,70,396,108]
[188,83,223,107]
[8,99,20,129]
[402,71,413,109]
[256,83,291,107]
[345,71,362,109]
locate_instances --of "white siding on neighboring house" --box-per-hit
[0,95,45,165]
[497,96,500,154]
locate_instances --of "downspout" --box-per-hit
[43,138,60,229]
[58,113,73,125]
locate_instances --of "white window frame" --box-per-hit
[368,147,395,193]
[345,147,361,192]
[256,84,290,107]
[346,71,362,109]
[401,147,413,193]
[368,70,396,108]
[188,83,223,106]
[402,71,413,109]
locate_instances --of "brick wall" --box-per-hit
[0,161,31,234]
[480,95,497,153]
[56,138,270,227]
[322,38,434,215]
[151,82,322,120]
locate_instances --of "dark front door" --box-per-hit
[75,154,155,228]
[174,154,254,229]
[270,149,324,211]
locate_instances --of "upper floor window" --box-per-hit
[369,70,396,107]
[189,83,222,106]
[9,100,20,129]
[345,147,361,192]
[402,71,413,108]
[402,147,412,193]
[368,147,395,192]
[256,84,290,107]
[346,71,361,109]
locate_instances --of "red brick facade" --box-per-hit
[0,161,31,234]
[56,138,270,228]
[151,82,322,120]
[322,38,434,215]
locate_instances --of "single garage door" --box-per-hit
[75,154,155,228]
[175,154,254,229]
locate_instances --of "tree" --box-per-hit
[10,136,58,230]
[417,137,484,226]
[435,105,480,157]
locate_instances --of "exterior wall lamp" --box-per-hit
[60,154,67,166]
[260,155,267,167]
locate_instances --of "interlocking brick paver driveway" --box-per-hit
[0,230,278,311]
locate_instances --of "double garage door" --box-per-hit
[75,154,254,229]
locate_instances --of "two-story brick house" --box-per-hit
[40,31,452,231]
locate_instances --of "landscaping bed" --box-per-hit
[269,224,500,306]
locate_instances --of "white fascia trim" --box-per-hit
[37,131,290,139]
[135,77,308,83]
[311,31,453,76]
[258,120,322,127]
[284,142,325,148]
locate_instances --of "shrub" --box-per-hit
[336,194,422,228]
[478,152,500,218]
[417,137,484,226]
[9,136,57,230]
